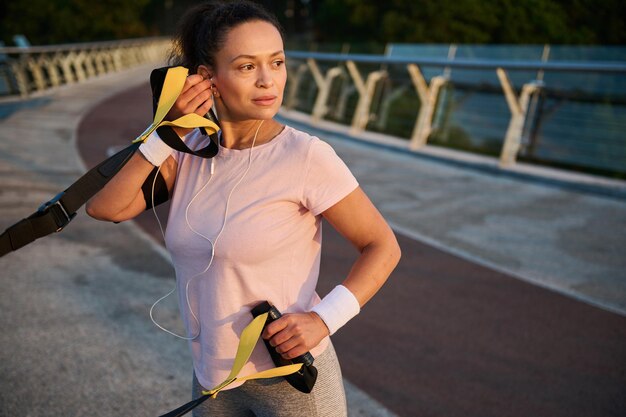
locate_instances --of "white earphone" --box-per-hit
[149,120,265,340]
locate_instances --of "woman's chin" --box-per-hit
[223,109,280,122]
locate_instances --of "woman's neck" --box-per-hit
[219,119,284,150]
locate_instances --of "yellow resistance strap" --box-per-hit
[202,312,303,398]
[132,66,220,144]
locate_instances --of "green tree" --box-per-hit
[313,0,626,44]
[556,0,626,44]
[2,0,624,47]
[1,0,150,45]
[380,0,499,43]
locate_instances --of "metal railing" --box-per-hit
[2,39,625,177]
[0,37,170,98]
[284,50,626,176]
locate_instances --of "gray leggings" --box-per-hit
[192,343,348,417]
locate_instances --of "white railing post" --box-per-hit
[27,56,47,91]
[103,49,115,72]
[94,49,107,75]
[306,58,344,121]
[496,68,541,167]
[43,56,61,87]
[111,47,123,71]
[407,63,447,150]
[83,48,97,78]
[73,51,87,82]
[9,60,30,97]
[345,60,386,134]
[60,52,76,84]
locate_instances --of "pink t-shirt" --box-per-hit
[165,125,359,390]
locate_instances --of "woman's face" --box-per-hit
[204,20,287,123]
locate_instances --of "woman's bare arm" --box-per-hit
[86,74,213,223]
[86,153,176,222]
[322,186,401,306]
[264,187,401,359]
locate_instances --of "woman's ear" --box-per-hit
[198,64,220,97]
[197,65,213,80]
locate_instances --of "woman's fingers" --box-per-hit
[264,313,327,360]
[166,76,213,120]
[196,95,214,117]
[183,74,205,89]
[187,88,214,116]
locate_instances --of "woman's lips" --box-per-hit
[252,96,277,106]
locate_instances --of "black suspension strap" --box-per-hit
[0,142,140,257]
[0,66,219,258]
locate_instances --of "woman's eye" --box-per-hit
[240,64,254,71]
[273,60,285,68]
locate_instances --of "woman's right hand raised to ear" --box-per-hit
[166,74,214,137]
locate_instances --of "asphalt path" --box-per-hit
[76,83,626,417]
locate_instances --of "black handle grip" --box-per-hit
[251,301,315,367]
[251,301,318,393]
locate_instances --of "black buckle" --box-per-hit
[37,192,77,232]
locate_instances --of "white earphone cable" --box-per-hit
[149,120,265,340]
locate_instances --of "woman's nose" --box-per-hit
[256,67,274,88]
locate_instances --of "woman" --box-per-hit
[87,1,400,416]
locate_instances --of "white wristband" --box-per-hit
[311,285,360,335]
[138,130,173,166]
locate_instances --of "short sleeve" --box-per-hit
[302,140,359,216]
